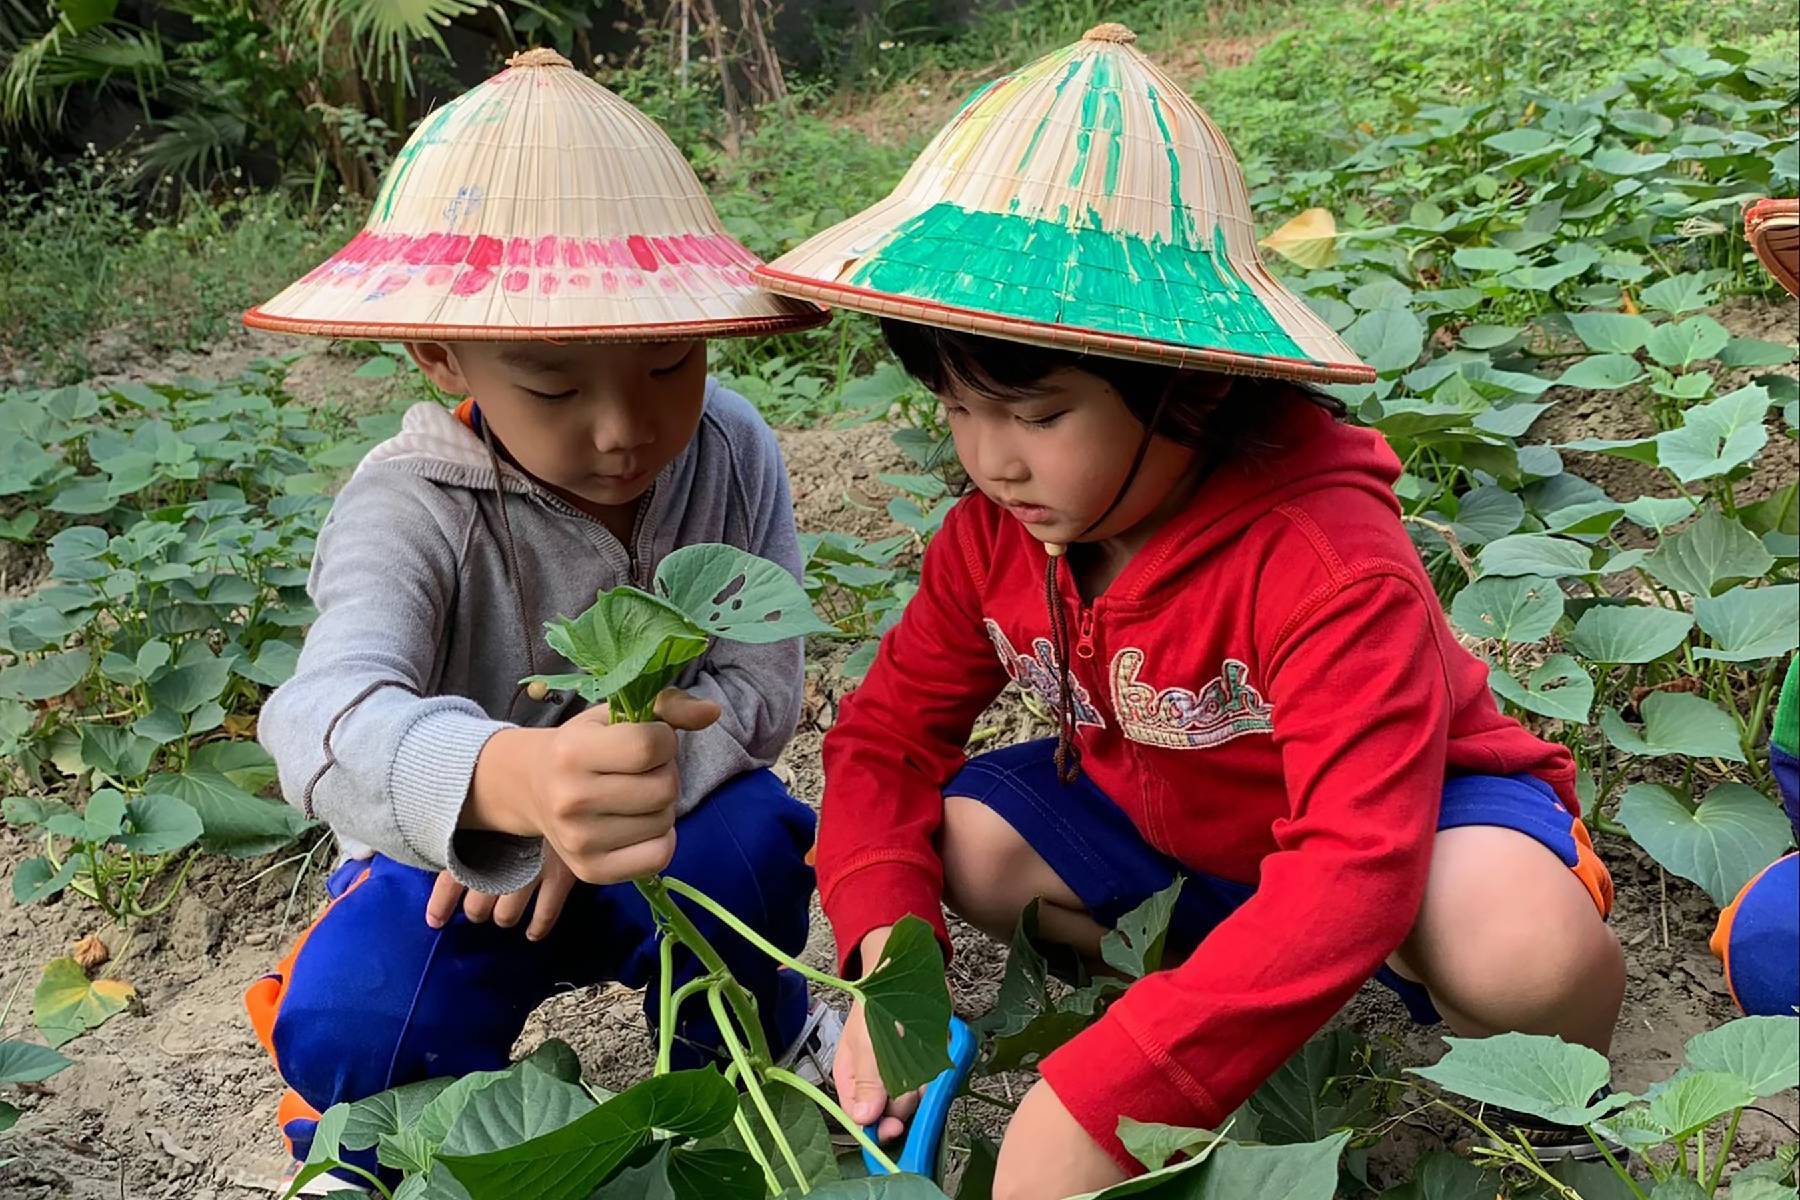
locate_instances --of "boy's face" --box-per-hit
[406,340,708,508]
[940,367,1201,547]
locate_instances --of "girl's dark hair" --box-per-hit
[879,318,1345,462]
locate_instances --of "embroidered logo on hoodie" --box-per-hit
[1111,649,1273,749]
[985,619,1105,730]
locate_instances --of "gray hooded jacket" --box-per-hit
[259,380,804,894]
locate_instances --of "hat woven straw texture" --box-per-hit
[245,48,825,342]
[756,24,1372,384]
[1747,198,1799,298]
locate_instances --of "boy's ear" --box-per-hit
[405,342,471,395]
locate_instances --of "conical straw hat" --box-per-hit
[1747,198,1799,298]
[246,49,825,342]
[756,24,1371,383]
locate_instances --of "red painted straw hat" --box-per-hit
[755,24,1371,384]
[1747,198,1799,298]
[245,48,825,342]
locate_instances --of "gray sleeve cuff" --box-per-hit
[389,701,543,893]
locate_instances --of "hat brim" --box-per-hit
[757,266,1375,384]
[240,306,827,343]
[1747,198,1799,298]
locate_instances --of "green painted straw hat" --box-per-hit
[756,24,1372,384]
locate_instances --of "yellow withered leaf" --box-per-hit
[1260,207,1341,269]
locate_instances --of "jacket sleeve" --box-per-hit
[671,421,807,808]
[258,469,543,894]
[817,500,1011,972]
[1040,567,1448,1171]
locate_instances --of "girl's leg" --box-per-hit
[942,792,1109,958]
[1387,824,1624,1051]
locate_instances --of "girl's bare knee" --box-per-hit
[941,794,1084,942]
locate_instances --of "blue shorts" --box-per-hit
[946,739,1611,1024]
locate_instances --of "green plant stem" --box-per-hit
[1707,1107,1744,1193]
[655,934,676,1073]
[331,1160,396,1200]
[731,1107,785,1195]
[707,985,809,1193]
[658,976,713,1076]
[1696,1128,1706,1185]
[661,876,861,1000]
[1437,1100,1589,1200]
[766,1066,902,1175]
[130,849,198,920]
[634,875,772,1064]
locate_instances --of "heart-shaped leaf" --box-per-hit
[1099,880,1182,979]
[1565,312,1654,354]
[1489,656,1594,722]
[1259,208,1340,269]
[543,587,710,707]
[11,855,79,905]
[0,648,91,702]
[1448,486,1525,544]
[1600,692,1744,761]
[857,915,953,1096]
[1556,354,1645,390]
[1655,385,1773,483]
[1410,1033,1624,1126]
[1344,307,1426,375]
[1684,1016,1800,1099]
[1618,783,1794,905]
[1569,605,1693,663]
[1452,576,1564,644]
[34,957,134,1048]
[1645,1071,1756,1137]
[1646,316,1731,368]
[116,793,202,855]
[1477,535,1594,580]
[1694,585,1799,662]
[1642,273,1719,316]
[1645,509,1773,597]
[0,1040,72,1086]
[655,544,835,644]
[144,770,313,858]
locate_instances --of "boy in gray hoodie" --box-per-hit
[237,49,834,1172]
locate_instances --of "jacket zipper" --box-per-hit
[1075,604,1097,661]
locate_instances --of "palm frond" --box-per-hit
[139,104,247,190]
[1,14,164,129]
[296,0,490,88]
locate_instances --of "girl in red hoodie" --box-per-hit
[756,25,1623,1199]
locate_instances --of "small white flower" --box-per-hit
[878,40,894,50]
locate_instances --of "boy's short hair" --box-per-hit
[879,318,1346,469]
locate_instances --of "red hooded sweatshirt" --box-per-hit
[816,402,1581,1169]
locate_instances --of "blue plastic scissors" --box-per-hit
[860,1017,980,1182]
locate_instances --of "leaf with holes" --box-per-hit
[34,957,134,1049]
[857,915,953,1096]
[1099,880,1183,979]
[1489,656,1594,722]
[1569,605,1693,664]
[1645,316,1731,369]
[1452,576,1564,644]
[1618,783,1794,905]
[654,543,835,644]
[1646,509,1774,597]
[1600,692,1745,761]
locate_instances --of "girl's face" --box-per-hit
[940,366,1201,546]
[407,339,708,508]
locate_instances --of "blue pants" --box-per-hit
[948,739,1612,1024]
[245,769,816,1167]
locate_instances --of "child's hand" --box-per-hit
[993,1079,1127,1200]
[424,848,578,941]
[834,926,927,1142]
[464,688,721,884]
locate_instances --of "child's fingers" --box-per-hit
[462,888,499,924]
[492,883,534,929]
[564,828,678,885]
[652,687,722,732]
[527,858,577,941]
[425,870,465,929]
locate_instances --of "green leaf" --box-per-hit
[79,789,128,841]
[34,957,134,1049]
[235,639,301,687]
[1544,500,1625,537]
[597,1143,763,1200]
[1343,307,1426,374]
[78,723,158,780]
[1453,247,1526,273]
[1250,1029,1386,1146]
[1646,509,1774,597]
[542,588,708,709]
[1656,385,1773,483]
[1651,1180,1712,1200]
[709,1084,838,1192]
[1695,586,1799,662]
[436,1056,600,1158]
[1459,325,1523,350]
[1717,338,1798,368]
[1181,1132,1350,1200]
[0,1097,17,1135]
[0,648,91,701]
[1589,147,1672,175]
[1645,1071,1756,1136]
[1684,1017,1800,1099]
[1565,313,1654,354]
[143,770,313,858]
[1477,535,1594,580]
[188,740,278,793]
[1378,1151,1504,1200]
[1618,783,1794,905]
[1410,1033,1624,1125]
[11,855,79,905]
[1099,880,1182,978]
[147,649,231,714]
[1449,486,1524,544]
[797,1179,950,1198]
[1642,273,1719,316]
[1646,316,1732,368]
[1555,354,1645,390]
[1489,656,1594,723]
[353,356,401,379]
[1569,605,1693,663]
[1559,434,1660,463]
[0,1040,73,1086]
[975,901,1114,1074]
[116,793,202,855]
[1600,692,1744,761]
[439,1069,739,1200]
[1117,1118,1215,1172]
[858,915,953,1096]
[655,544,835,643]
[1728,1179,1797,1200]
[1452,576,1563,643]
